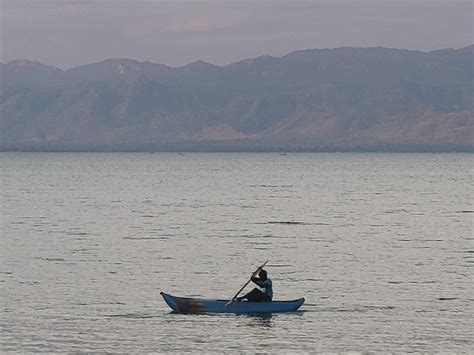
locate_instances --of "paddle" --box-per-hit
[225,260,268,306]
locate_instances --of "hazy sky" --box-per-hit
[1,0,472,69]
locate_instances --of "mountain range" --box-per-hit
[1,46,473,151]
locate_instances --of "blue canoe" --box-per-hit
[161,292,305,314]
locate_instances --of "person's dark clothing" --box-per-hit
[240,288,271,302]
[251,276,273,299]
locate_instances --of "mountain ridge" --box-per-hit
[1,45,473,152]
[4,44,473,71]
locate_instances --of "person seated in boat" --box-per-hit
[237,269,273,302]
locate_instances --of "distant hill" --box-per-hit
[1,46,473,151]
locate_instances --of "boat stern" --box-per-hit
[161,292,179,312]
[161,292,207,313]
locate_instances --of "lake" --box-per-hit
[1,153,473,352]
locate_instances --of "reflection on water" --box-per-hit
[1,153,473,352]
[240,313,274,328]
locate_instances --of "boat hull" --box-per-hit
[161,292,305,314]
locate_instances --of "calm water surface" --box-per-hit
[1,153,473,352]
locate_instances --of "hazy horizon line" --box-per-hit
[3,44,473,71]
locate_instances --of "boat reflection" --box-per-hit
[239,313,274,328]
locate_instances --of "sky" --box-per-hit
[1,0,472,69]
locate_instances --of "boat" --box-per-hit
[161,292,305,314]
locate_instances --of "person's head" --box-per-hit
[259,269,267,280]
